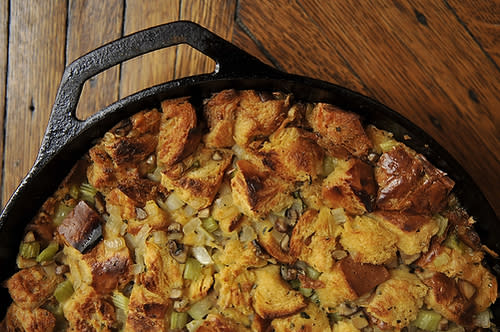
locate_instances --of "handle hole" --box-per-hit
[75,44,216,121]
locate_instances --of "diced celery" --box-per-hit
[305,265,321,280]
[289,279,301,290]
[444,233,466,252]
[53,203,74,226]
[54,280,74,303]
[69,184,80,199]
[79,183,98,204]
[310,291,320,304]
[36,242,59,262]
[184,257,202,281]
[19,241,40,259]
[170,311,189,330]
[412,310,441,331]
[112,291,129,312]
[186,319,204,332]
[299,288,313,297]
[202,217,219,233]
[187,297,212,320]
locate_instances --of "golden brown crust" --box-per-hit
[231,160,293,217]
[4,304,56,332]
[270,303,331,332]
[203,89,241,148]
[7,265,62,310]
[252,265,307,319]
[63,284,116,332]
[157,98,199,167]
[307,103,372,158]
[322,158,377,215]
[375,145,455,214]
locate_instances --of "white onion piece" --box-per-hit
[184,204,197,217]
[166,192,185,211]
[183,218,202,235]
[192,246,214,265]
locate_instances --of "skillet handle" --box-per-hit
[39,20,277,163]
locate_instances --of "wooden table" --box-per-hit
[0,1,499,218]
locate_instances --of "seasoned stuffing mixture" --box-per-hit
[1,90,497,331]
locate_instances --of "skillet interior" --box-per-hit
[0,21,498,320]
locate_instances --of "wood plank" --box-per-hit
[67,0,124,120]
[2,1,67,206]
[176,0,237,78]
[294,0,500,216]
[232,24,274,68]
[236,0,368,94]
[0,0,8,207]
[446,0,500,68]
[119,0,180,99]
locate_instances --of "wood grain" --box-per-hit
[236,0,368,94]
[446,0,500,68]
[67,0,124,120]
[176,0,237,78]
[0,1,8,207]
[2,1,67,206]
[237,0,500,216]
[119,0,180,99]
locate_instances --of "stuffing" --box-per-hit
[63,283,116,331]
[3,304,56,332]
[307,103,372,158]
[370,211,439,256]
[162,147,233,209]
[105,187,137,221]
[419,271,474,326]
[322,158,377,215]
[231,160,294,217]
[340,215,398,265]
[252,265,307,319]
[196,313,250,332]
[332,320,361,332]
[215,265,256,319]
[125,283,168,331]
[233,90,289,147]
[365,268,428,330]
[127,200,170,234]
[214,238,266,269]
[157,98,200,167]
[289,208,341,272]
[81,240,133,294]
[270,303,332,332]
[254,218,295,264]
[258,126,324,182]
[203,89,241,148]
[315,257,389,310]
[7,265,62,310]
[188,265,215,302]
[375,145,455,214]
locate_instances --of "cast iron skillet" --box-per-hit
[0,21,498,320]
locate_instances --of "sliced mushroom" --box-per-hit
[167,240,187,263]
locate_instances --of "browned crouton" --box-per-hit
[215,238,266,269]
[289,208,341,272]
[322,158,377,215]
[270,303,331,332]
[252,265,307,319]
[7,265,62,310]
[161,147,233,209]
[3,303,56,332]
[315,257,389,310]
[63,284,116,331]
[307,103,372,158]
[127,200,170,234]
[420,272,474,326]
[340,215,397,265]
[231,160,293,217]
[157,98,200,167]
[258,127,324,182]
[254,218,295,264]
[81,241,133,295]
[188,265,215,302]
[233,90,289,146]
[106,187,137,221]
[196,313,250,332]
[87,144,117,190]
[375,145,454,215]
[215,265,256,319]
[125,283,168,331]
[370,211,439,256]
[366,268,427,330]
[203,89,240,148]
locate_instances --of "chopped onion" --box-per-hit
[166,192,185,211]
[331,208,348,224]
[104,237,126,251]
[198,208,210,219]
[187,296,213,320]
[232,144,246,160]
[239,225,257,243]
[192,246,214,265]
[184,204,197,217]
[183,218,202,235]
[186,320,204,332]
